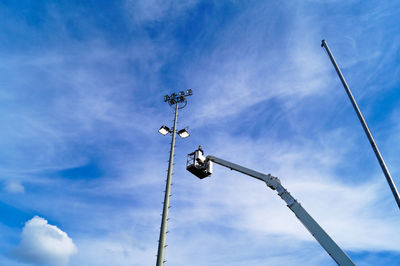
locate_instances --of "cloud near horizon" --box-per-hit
[12,216,77,266]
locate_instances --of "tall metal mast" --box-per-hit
[156,90,192,266]
[321,40,400,210]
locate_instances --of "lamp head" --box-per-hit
[177,128,190,138]
[158,125,171,135]
[163,90,192,108]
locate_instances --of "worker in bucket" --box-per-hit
[188,145,205,165]
[197,145,204,155]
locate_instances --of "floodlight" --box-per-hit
[187,89,192,95]
[177,128,190,138]
[164,95,170,102]
[158,125,171,135]
[171,93,177,98]
[180,91,185,96]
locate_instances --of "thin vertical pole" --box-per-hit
[156,102,179,265]
[321,39,400,210]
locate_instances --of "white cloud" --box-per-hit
[182,4,334,127]
[124,0,198,24]
[70,237,148,266]
[12,216,77,266]
[4,181,25,193]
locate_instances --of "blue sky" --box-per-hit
[1,0,400,265]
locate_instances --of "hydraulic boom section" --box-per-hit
[186,149,355,266]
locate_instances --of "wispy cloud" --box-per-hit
[172,130,400,254]
[3,181,24,194]
[124,0,198,24]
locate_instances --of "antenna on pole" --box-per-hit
[321,39,400,210]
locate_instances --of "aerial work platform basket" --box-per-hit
[186,150,213,179]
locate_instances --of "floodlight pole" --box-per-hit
[321,40,400,210]
[157,102,178,266]
[156,90,192,266]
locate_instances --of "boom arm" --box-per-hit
[188,152,355,266]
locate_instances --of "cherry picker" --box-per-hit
[186,148,355,266]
